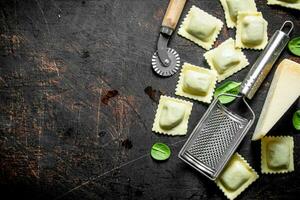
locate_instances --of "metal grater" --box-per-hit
[179,21,294,180]
[179,95,254,179]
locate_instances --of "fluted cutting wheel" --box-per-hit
[151,48,180,77]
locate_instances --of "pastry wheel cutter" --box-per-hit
[152,0,187,77]
[178,21,294,180]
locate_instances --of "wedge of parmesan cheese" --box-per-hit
[252,59,300,141]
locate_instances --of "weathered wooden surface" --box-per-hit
[0,0,300,199]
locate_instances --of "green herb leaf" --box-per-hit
[292,110,300,130]
[288,37,300,57]
[214,81,241,104]
[151,142,171,161]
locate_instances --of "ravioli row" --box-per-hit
[152,63,218,136]
[173,39,250,105]
[216,135,294,200]
[176,2,268,92]
[179,2,268,51]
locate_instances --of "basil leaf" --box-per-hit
[151,142,171,161]
[292,110,300,130]
[214,81,241,104]
[288,37,300,57]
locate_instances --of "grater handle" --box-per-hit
[240,21,294,99]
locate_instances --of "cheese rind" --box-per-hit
[252,59,300,141]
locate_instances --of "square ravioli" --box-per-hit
[268,0,300,10]
[261,136,294,174]
[178,5,223,50]
[216,153,259,200]
[220,0,257,28]
[175,63,217,103]
[152,95,193,136]
[204,38,249,82]
[236,12,268,50]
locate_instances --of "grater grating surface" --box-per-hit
[187,106,247,170]
[179,99,253,180]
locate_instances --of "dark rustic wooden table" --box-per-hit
[0,0,300,199]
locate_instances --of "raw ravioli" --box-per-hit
[178,5,223,50]
[216,153,259,200]
[152,95,193,136]
[220,0,257,28]
[261,136,294,174]
[159,102,185,130]
[236,12,268,50]
[204,38,249,82]
[175,63,217,103]
[182,70,211,95]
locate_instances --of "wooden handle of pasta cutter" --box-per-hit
[162,0,187,30]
